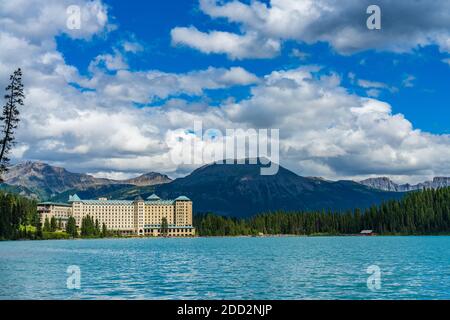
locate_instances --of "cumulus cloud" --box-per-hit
[121,40,144,54]
[171,0,450,58]
[219,68,450,182]
[1,0,449,184]
[0,0,109,43]
[91,50,129,71]
[0,0,259,177]
[81,66,258,105]
[171,26,280,59]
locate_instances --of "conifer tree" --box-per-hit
[101,223,108,238]
[43,217,51,232]
[66,216,77,238]
[0,68,24,179]
[160,217,169,236]
[50,216,57,232]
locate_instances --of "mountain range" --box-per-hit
[359,177,450,192]
[0,161,171,199]
[0,160,410,218]
[2,160,449,217]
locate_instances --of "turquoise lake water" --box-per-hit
[0,236,449,300]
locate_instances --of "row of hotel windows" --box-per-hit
[79,206,183,209]
[80,210,174,214]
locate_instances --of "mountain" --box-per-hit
[147,160,402,217]
[0,183,39,200]
[359,177,405,192]
[4,160,404,218]
[1,161,171,199]
[359,177,450,192]
[122,172,171,186]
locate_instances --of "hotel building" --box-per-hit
[37,194,195,237]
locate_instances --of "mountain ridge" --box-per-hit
[1,161,171,199]
[359,177,450,192]
[1,160,435,217]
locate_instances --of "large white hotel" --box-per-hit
[37,194,195,237]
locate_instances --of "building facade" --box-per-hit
[37,202,72,229]
[37,194,195,237]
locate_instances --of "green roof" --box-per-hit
[147,194,160,200]
[61,194,186,205]
[68,194,81,202]
[175,195,190,201]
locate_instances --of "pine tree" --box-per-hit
[160,217,169,236]
[0,68,24,179]
[95,219,100,236]
[65,216,77,238]
[43,217,51,232]
[101,223,108,238]
[35,221,43,239]
[50,216,57,232]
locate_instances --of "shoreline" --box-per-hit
[3,232,450,242]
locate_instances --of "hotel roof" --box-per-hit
[147,194,160,200]
[175,195,191,201]
[68,194,81,202]
[66,194,190,205]
[37,201,72,207]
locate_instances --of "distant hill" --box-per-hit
[121,172,171,186]
[359,177,450,192]
[0,183,39,200]
[2,161,171,199]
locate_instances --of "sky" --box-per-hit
[0,0,450,183]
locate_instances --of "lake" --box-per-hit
[0,236,449,300]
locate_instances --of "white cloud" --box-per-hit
[91,50,128,71]
[171,26,280,60]
[0,0,109,43]
[0,0,259,176]
[88,171,137,180]
[350,75,398,97]
[402,75,416,88]
[82,66,259,105]
[290,49,309,60]
[357,79,389,89]
[171,0,450,58]
[1,0,449,184]
[219,67,450,181]
[365,88,381,98]
[122,41,144,54]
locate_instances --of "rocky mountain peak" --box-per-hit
[359,176,450,192]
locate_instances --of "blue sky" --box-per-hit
[56,0,450,134]
[1,0,450,182]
